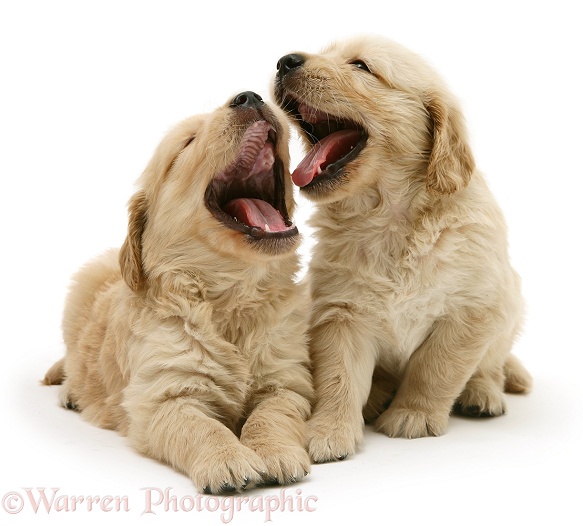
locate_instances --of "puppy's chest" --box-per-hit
[321,227,459,351]
[374,255,447,343]
[213,308,262,347]
[210,301,280,361]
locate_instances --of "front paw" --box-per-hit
[307,412,363,463]
[252,444,311,486]
[191,444,267,494]
[375,406,448,438]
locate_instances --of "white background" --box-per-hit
[1,1,581,524]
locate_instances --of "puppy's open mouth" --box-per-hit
[205,120,297,240]
[281,97,368,189]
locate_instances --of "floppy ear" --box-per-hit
[425,95,475,194]
[119,191,148,291]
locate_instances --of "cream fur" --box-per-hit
[43,98,313,492]
[274,35,531,462]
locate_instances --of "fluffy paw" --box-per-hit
[191,444,267,494]
[58,385,79,411]
[307,413,363,463]
[253,444,311,486]
[375,407,448,438]
[454,383,506,417]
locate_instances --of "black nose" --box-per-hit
[276,54,305,77]
[230,91,264,109]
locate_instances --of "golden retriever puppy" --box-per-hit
[43,91,313,492]
[273,36,532,462]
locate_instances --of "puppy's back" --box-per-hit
[62,248,122,349]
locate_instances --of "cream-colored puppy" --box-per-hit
[43,92,313,492]
[274,36,531,462]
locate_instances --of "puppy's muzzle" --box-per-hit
[204,93,299,255]
[274,53,368,196]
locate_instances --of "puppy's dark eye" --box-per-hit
[350,60,371,73]
[184,136,195,148]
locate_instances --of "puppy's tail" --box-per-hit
[42,358,65,386]
[503,354,532,394]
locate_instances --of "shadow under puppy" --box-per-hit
[274,35,532,462]
[43,91,313,492]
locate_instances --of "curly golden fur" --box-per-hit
[44,95,313,492]
[274,35,531,462]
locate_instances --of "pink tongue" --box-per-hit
[223,198,288,232]
[292,129,361,187]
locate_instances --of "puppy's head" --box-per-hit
[119,92,298,291]
[273,35,475,204]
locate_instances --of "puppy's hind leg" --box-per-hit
[58,382,79,411]
[42,358,65,386]
[504,353,532,394]
[376,308,492,438]
[363,366,399,424]
[455,332,531,417]
[43,358,78,410]
[454,356,507,418]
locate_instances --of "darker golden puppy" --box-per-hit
[274,36,531,462]
[44,92,313,492]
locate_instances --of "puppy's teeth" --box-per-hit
[265,224,271,232]
[317,166,322,175]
